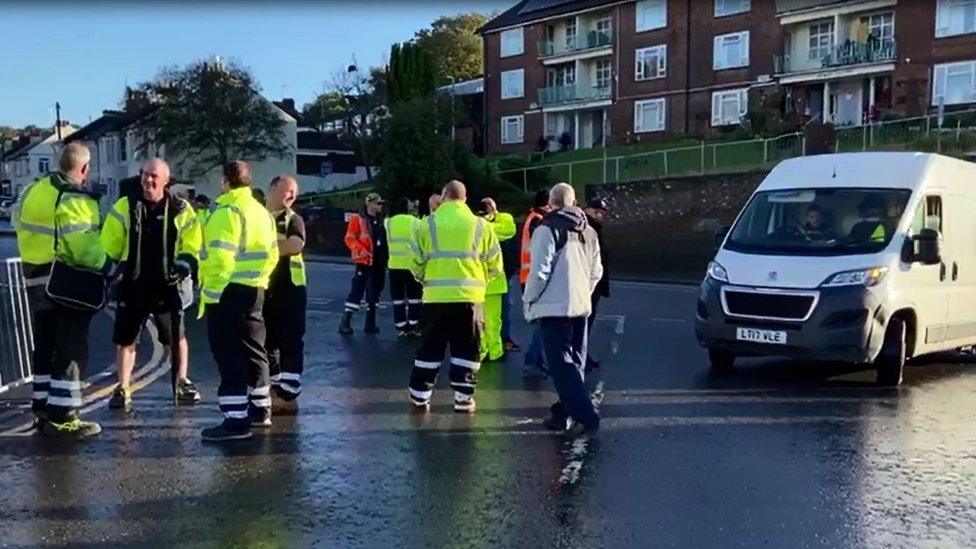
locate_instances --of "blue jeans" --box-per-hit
[539,316,599,429]
[522,324,546,377]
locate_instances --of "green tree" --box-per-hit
[376,97,455,202]
[301,91,349,132]
[140,59,289,178]
[386,42,437,105]
[414,12,490,85]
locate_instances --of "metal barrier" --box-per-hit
[0,258,33,393]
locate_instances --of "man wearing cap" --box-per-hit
[583,198,611,371]
[339,192,388,335]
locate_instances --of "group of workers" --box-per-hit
[12,142,613,441]
[13,144,307,440]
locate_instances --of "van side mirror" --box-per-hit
[713,226,730,250]
[913,228,942,265]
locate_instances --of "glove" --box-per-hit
[171,260,192,280]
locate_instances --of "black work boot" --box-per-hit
[364,307,380,334]
[338,311,354,335]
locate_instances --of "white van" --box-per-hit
[695,152,976,385]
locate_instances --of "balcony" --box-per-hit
[775,39,896,74]
[538,84,611,107]
[539,30,612,58]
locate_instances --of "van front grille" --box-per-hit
[723,290,816,321]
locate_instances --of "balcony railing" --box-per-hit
[538,84,611,106]
[539,30,612,58]
[774,39,897,74]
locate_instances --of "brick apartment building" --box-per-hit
[480,0,976,155]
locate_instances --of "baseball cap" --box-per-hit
[586,197,609,211]
[365,192,384,204]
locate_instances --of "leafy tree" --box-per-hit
[376,97,455,203]
[386,42,437,105]
[301,91,348,132]
[140,59,289,178]
[414,12,490,85]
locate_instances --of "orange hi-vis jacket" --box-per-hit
[518,208,546,284]
[344,211,375,266]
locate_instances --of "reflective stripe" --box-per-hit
[107,208,126,225]
[209,240,238,252]
[50,379,83,390]
[47,396,83,407]
[249,385,270,396]
[218,395,248,406]
[392,300,407,305]
[230,270,261,280]
[179,216,197,233]
[451,357,481,370]
[16,220,55,236]
[33,375,51,383]
[202,289,222,300]
[59,222,95,234]
[428,250,479,260]
[407,300,423,304]
[389,251,410,258]
[278,372,301,381]
[409,387,432,401]
[25,276,50,287]
[408,242,423,257]
[345,302,361,310]
[483,245,501,262]
[388,237,413,245]
[224,410,248,419]
[427,216,439,251]
[277,384,301,395]
[250,397,271,408]
[32,391,49,400]
[471,219,485,255]
[424,279,486,288]
[238,251,269,261]
[395,321,409,328]
[414,359,441,369]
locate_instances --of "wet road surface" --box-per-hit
[2,238,976,547]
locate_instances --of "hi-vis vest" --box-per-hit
[281,208,307,287]
[385,213,420,271]
[101,195,202,280]
[519,209,545,284]
[484,212,517,295]
[344,212,374,266]
[12,174,61,270]
[409,201,503,304]
[198,187,278,316]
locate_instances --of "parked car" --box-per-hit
[696,152,976,386]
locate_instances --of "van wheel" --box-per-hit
[876,318,907,387]
[709,349,735,372]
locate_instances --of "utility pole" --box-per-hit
[55,102,62,141]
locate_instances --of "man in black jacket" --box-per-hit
[583,198,610,371]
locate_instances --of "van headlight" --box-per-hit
[707,261,729,283]
[822,267,888,288]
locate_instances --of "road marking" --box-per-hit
[646,317,687,323]
[612,280,699,292]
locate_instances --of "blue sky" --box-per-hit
[0,1,510,128]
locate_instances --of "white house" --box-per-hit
[2,124,77,197]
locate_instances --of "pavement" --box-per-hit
[2,234,976,547]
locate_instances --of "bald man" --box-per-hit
[101,158,203,411]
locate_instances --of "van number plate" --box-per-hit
[736,328,787,345]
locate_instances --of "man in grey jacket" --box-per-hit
[523,183,603,437]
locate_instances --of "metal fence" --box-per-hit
[0,258,33,394]
[497,109,976,190]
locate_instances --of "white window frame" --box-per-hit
[713,31,750,70]
[595,59,613,89]
[711,88,749,126]
[635,44,667,81]
[596,16,613,38]
[936,0,976,38]
[37,157,50,174]
[501,115,524,144]
[808,20,834,60]
[501,69,524,100]
[634,98,666,133]
[867,11,894,41]
[636,0,667,32]
[500,27,524,57]
[565,18,578,47]
[715,0,750,17]
[933,60,976,106]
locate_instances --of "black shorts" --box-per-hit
[112,283,185,347]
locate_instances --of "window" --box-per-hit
[500,27,524,57]
[596,16,612,38]
[715,0,750,17]
[501,69,524,99]
[933,60,976,105]
[566,18,578,47]
[867,12,894,41]
[636,45,667,80]
[595,59,612,89]
[636,0,667,32]
[808,21,834,60]
[119,134,127,162]
[501,115,524,144]
[910,196,943,235]
[37,157,50,173]
[634,98,666,132]
[713,31,749,69]
[711,88,748,126]
[936,0,976,38]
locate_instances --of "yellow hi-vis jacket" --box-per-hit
[483,212,516,295]
[198,187,278,317]
[280,208,307,287]
[54,186,108,272]
[384,213,420,271]
[101,194,203,278]
[410,200,503,304]
[12,173,62,270]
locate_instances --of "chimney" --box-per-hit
[124,87,150,113]
[282,98,296,112]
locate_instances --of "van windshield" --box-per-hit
[724,188,912,256]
